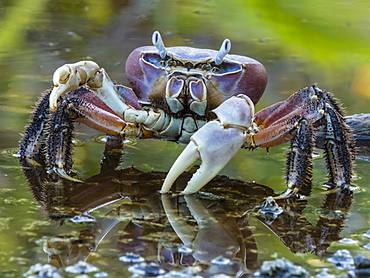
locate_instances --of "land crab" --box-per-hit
[20,31,355,198]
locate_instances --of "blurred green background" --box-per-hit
[0,0,370,276]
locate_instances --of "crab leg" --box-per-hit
[251,86,354,196]
[161,95,254,194]
[46,88,142,181]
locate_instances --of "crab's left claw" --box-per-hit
[50,61,130,116]
[160,95,255,194]
[50,61,100,111]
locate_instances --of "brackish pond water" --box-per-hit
[1,0,370,277]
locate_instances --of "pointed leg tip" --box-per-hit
[52,168,84,183]
[275,188,299,199]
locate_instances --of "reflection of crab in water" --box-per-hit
[20,31,355,197]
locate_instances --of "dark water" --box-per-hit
[1,0,370,277]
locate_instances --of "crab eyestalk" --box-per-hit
[214,39,231,65]
[152,31,167,59]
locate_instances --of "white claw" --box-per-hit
[214,39,231,65]
[49,61,130,116]
[152,31,167,58]
[160,95,254,194]
[50,61,100,111]
[181,121,246,194]
[160,121,246,194]
[160,141,200,193]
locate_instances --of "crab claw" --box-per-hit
[160,95,255,194]
[50,61,100,111]
[50,61,130,116]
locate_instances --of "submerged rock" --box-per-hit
[64,261,98,274]
[23,263,63,278]
[128,262,165,276]
[256,196,283,224]
[327,249,354,270]
[345,255,370,278]
[254,257,309,278]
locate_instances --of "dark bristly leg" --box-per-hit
[46,98,79,179]
[285,118,314,196]
[20,90,52,166]
[20,91,52,201]
[251,86,355,198]
[323,105,355,188]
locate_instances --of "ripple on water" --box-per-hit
[93,135,137,146]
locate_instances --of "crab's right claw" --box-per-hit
[160,95,255,194]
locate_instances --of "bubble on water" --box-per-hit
[119,252,145,263]
[65,261,98,274]
[338,238,358,245]
[327,249,354,270]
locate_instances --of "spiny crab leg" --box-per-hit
[161,95,255,194]
[50,61,130,116]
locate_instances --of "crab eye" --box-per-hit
[143,53,162,66]
[167,60,176,67]
[211,67,221,73]
[201,64,212,71]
